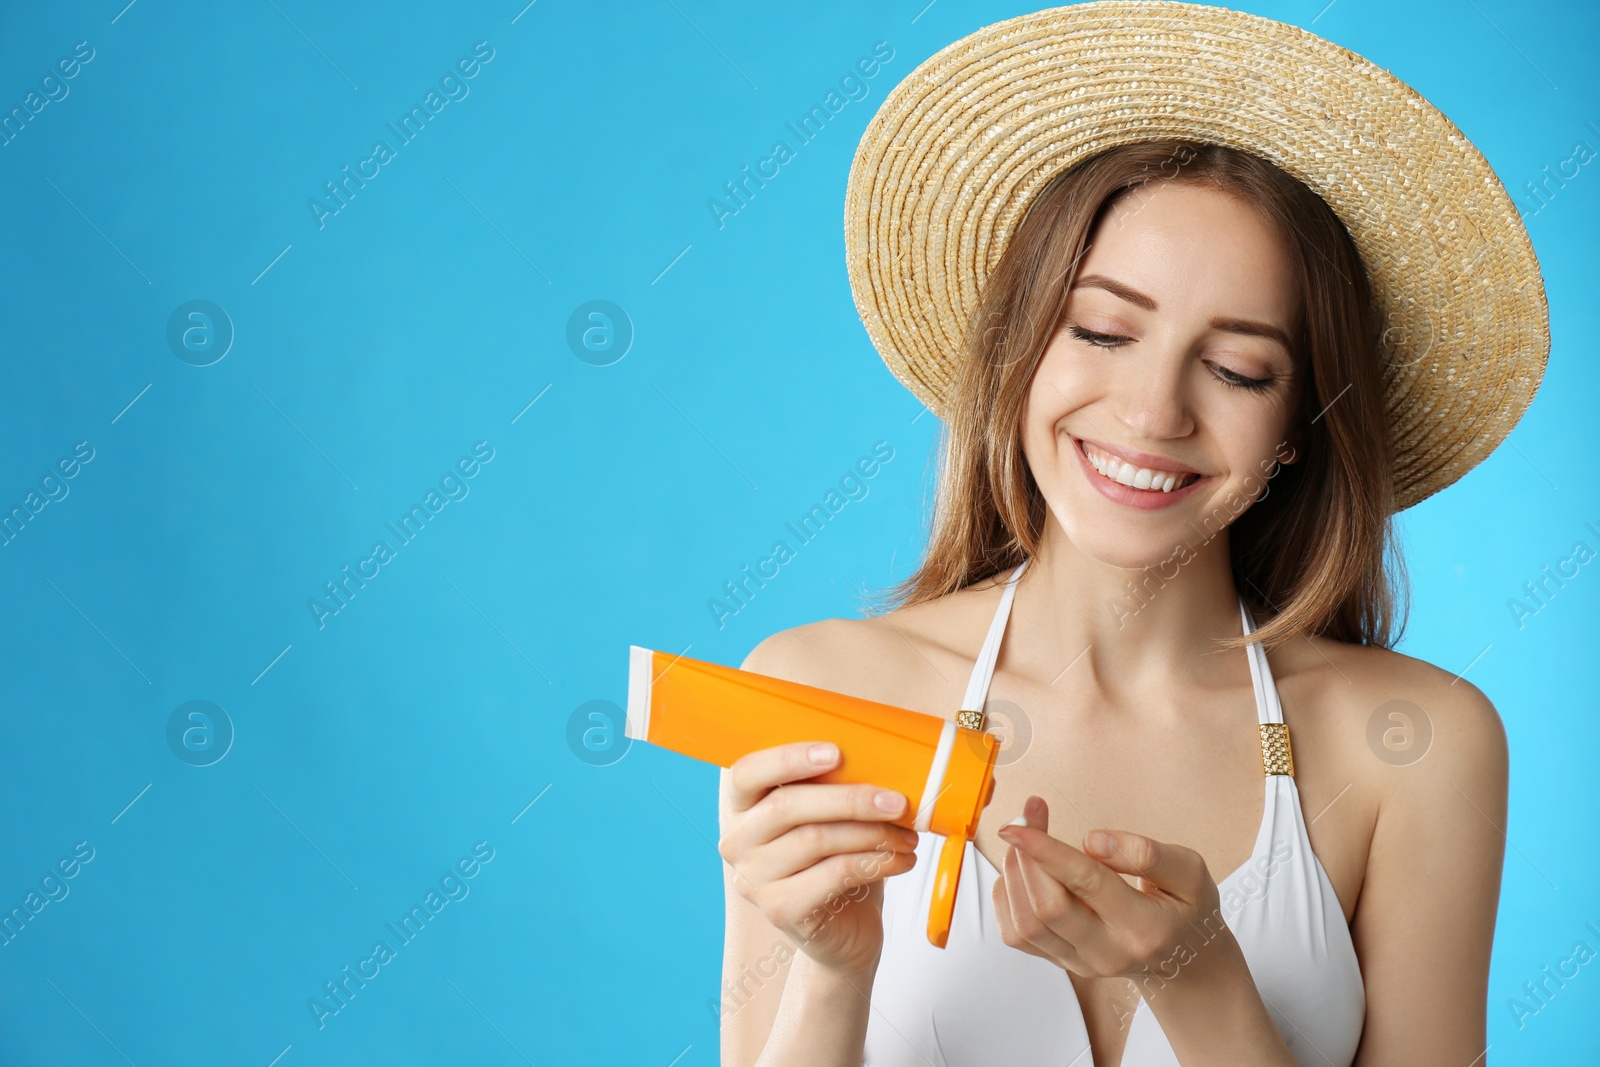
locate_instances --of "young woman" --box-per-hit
[714,5,1547,1065]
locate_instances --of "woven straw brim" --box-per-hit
[844,0,1550,512]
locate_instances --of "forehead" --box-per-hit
[1072,180,1300,325]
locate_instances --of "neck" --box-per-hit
[1012,519,1252,698]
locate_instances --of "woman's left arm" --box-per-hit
[1347,678,1508,1065]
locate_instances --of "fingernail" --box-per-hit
[1086,831,1113,856]
[874,790,905,814]
[1004,815,1030,828]
[809,743,838,766]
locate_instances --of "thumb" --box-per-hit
[1083,829,1175,888]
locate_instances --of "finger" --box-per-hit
[999,821,1126,912]
[753,820,920,882]
[990,870,1017,938]
[1084,830,1207,902]
[1024,795,1048,832]
[990,868,1052,962]
[1014,843,1102,950]
[744,781,909,846]
[769,848,916,935]
[1002,794,1049,833]
[726,741,843,811]
[1002,843,1085,967]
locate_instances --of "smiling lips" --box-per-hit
[1078,438,1201,493]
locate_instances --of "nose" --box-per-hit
[1113,346,1194,441]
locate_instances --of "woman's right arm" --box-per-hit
[716,634,921,1067]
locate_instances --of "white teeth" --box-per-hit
[1082,441,1196,493]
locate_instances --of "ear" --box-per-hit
[1275,431,1304,466]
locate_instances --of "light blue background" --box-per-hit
[0,1,1595,1063]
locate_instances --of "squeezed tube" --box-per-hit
[625,645,999,948]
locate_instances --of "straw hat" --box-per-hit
[843,0,1550,511]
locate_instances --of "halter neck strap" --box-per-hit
[959,558,1030,714]
[957,557,1281,730]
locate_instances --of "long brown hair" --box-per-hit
[871,140,1408,653]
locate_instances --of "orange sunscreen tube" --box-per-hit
[625,645,999,948]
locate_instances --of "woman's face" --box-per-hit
[1022,179,1304,570]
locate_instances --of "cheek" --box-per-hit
[1020,382,1065,468]
[1024,362,1089,450]
[1212,417,1297,503]
[1029,336,1104,419]
[1030,335,1081,403]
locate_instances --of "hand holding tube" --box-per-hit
[717,739,920,976]
[627,645,1000,948]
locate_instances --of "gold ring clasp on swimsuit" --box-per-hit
[956,709,985,731]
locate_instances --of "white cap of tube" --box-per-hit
[625,645,654,741]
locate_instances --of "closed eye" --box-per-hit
[1067,324,1125,348]
[1210,363,1276,393]
[1067,324,1277,393]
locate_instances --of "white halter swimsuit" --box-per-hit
[863,559,1366,1065]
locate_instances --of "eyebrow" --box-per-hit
[1069,273,1293,351]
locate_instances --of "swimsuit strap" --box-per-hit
[1240,596,1296,776]
[958,558,1030,721]
[1239,597,1285,725]
[957,561,1294,778]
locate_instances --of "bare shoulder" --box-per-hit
[1284,635,1509,791]
[739,578,1007,715]
[739,615,897,690]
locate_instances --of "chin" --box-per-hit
[1045,501,1195,572]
